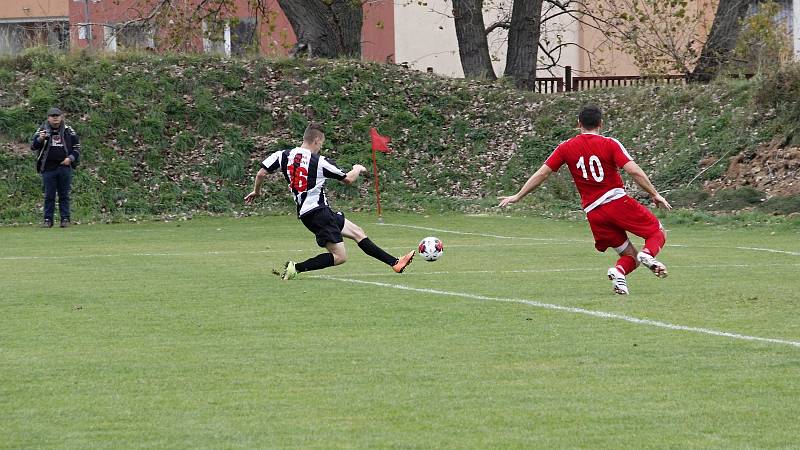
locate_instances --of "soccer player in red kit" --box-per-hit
[499,105,671,295]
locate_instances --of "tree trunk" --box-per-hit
[690,0,753,82]
[276,0,362,58]
[452,0,496,79]
[503,0,543,90]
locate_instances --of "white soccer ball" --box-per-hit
[418,236,444,262]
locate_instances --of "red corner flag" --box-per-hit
[369,128,391,219]
[370,127,391,153]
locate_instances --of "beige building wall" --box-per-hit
[392,0,605,78]
[0,0,68,19]
[577,25,638,76]
[537,3,582,78]
[578,0,718,75]
[395,0,718,78]
[393,0,475,78]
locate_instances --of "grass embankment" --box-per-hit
[1,50,799,224]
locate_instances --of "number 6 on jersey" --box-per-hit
[286,165,308,192]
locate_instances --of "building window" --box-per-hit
[104,24,155,52]
[104,26,116,51]
[78,24,88,40]
[0,21,69,55]
[230,18,257,56]
[202,20,231,56]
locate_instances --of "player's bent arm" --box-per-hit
[622,161,672,210]
[342,164,366,185]
[621,161,658,196]
[252,168,268,193]
[499,164,553,207]
[244,168,268,203]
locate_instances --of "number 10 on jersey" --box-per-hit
[576,155,604,182]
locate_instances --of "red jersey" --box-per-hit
[544,133,633,212]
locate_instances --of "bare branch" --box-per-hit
[485,21,510,35]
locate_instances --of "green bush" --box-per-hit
[667,189,710,208]
[706,187,765,210]
[758,195,800,214]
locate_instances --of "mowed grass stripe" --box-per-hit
[314,275,800,349]
[2,214,800,448]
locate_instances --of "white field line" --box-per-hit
[0,242,569,261]
[0,249,306,261]
[331,262,800,278]
[378,223,800,257]
[314,275,800,349]
[735,246,800,256]
[376,223,585,242]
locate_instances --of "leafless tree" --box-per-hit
[453,0,497,79]
[690,0,755,81]
[276,0,363,58]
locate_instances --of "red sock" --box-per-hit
[615,255,637,275]
[642,229,666,257]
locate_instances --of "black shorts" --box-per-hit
[300,207,345,247]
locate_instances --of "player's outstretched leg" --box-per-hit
[342,218,415,273]
[275,243,345,280]
[358,236,415,273]
[637,229,667,278]
[274,253,335,280]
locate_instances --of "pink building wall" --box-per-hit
[68,0,394,63]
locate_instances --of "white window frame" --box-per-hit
[104,25,117,51]
[202,20,231,57]
[102,24,155,52]
[794,0,800,58]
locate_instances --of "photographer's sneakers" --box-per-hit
[41,219,71,228]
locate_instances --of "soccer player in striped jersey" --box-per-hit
[498,105,671,295]
[245,123,415,280]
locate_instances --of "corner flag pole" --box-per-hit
[369,127,391,222]
[371,148,383,220]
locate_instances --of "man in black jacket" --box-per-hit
[31,107,80,228]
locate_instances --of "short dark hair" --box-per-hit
[303,123,325,142]
[578,105,602,130]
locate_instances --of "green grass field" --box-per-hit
[2,213,799,448]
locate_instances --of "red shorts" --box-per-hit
[586,195,662,252]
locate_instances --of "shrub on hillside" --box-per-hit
[758,195,800,214]
[706,187,765,210]
[754,64,800,143]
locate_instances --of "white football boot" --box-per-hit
[637,252,668,278]
[281,261,297,280]
[607,267,629,295]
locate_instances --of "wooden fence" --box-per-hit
[533,66,688,93]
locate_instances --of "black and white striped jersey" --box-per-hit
[261,147,347,217]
